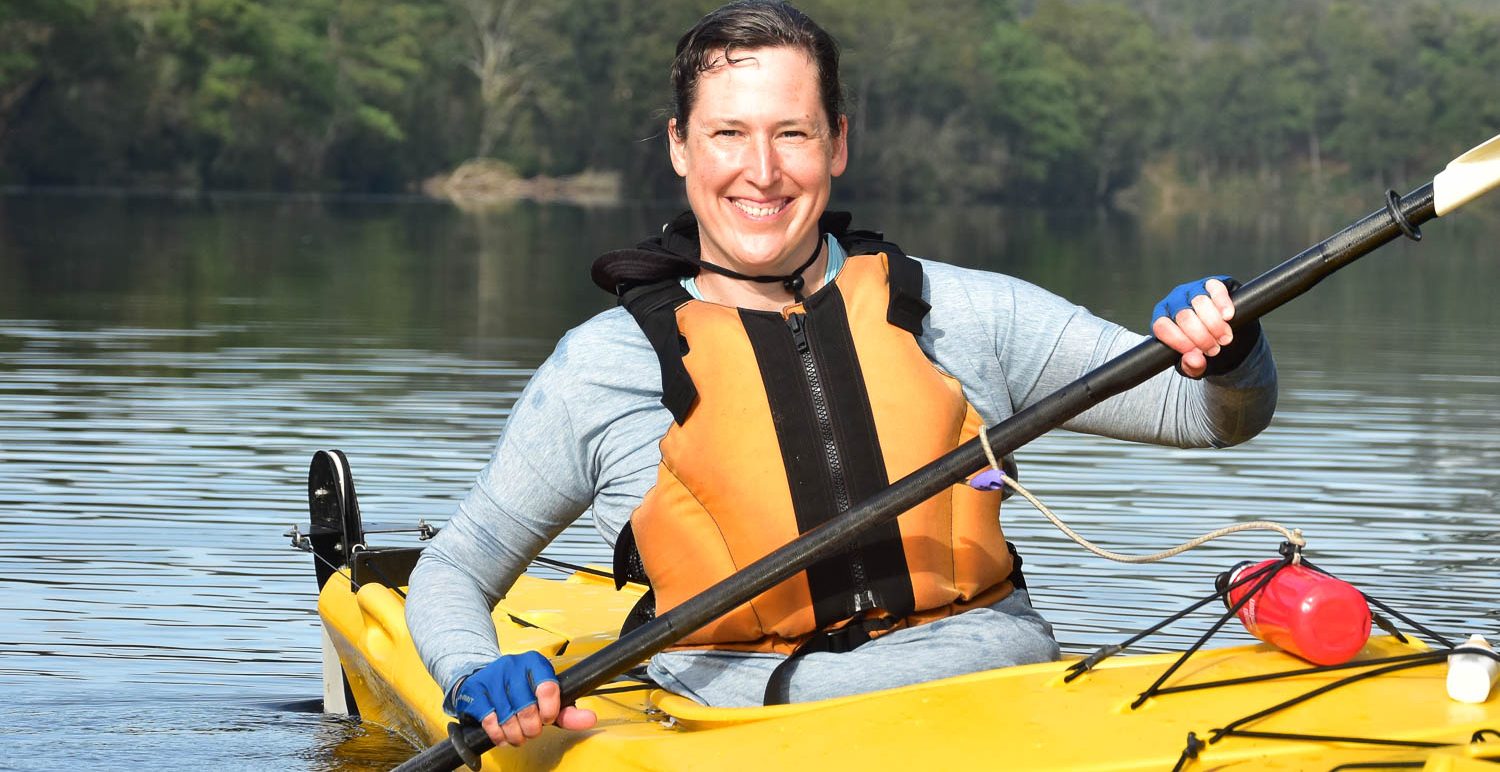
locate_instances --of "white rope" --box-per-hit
[978,428,1304,564]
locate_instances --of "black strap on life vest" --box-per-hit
[612,521,657,636]
[763,611,899,705]
[619,281,697,424]
[762,542,1028,705]
[871,234,929,335]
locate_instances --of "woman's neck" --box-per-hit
[695,239,827,311]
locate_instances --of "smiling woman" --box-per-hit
[668,45,847,309]
[402,0,1278,753]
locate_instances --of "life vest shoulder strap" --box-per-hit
[620,281,696,425]
[882,247,930,335]
[831,229,930,335]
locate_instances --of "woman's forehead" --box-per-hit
[690,46,822,120]
[699,44,813,70]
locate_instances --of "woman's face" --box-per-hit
[669,46,847,275]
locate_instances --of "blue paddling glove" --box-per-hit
[1150,275,1232,327]
[452,651,558,725]
[1150,275,1262,378]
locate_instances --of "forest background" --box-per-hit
[3,0,1498,206]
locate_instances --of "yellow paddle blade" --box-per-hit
[1435,132,1500,216]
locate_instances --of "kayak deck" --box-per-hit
[318,568,1500,771]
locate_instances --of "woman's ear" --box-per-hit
[831,115,848,177]
[668,119,689,178]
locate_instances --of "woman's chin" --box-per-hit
[724,248,795,273]
[724,230,823,270]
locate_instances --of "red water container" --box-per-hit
[1221,559,1372,665]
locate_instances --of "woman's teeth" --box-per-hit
[733,200,786,217]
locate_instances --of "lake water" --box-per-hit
[1,191,1498,770]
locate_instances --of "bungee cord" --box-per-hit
[978,426,1306,563]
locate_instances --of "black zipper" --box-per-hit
[787,311,877,613]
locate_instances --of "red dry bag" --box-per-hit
[1220,559,1372,665]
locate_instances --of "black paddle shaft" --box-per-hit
[394,184,1436,772]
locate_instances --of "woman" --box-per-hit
[406,0,1276,749]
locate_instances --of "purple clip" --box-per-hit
[969,469,1005,491]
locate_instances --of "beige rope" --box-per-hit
[978,428,1304,564]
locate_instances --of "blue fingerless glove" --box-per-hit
[451,651,558,725]
[1150,274,1232,328]
[1150,274,1262,377]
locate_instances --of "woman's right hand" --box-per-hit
[1150,275,1237,378]
[453,651,598,747]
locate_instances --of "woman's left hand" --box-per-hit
[1150,276,1237,378]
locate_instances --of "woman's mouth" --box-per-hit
[731,198,790,218]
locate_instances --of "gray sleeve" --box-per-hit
[405,310,670,702]
[922,261,1277,448]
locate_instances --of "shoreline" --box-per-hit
[420,160,622,208]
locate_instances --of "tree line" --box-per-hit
[3,0,1496,204]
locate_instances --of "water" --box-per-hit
[1,192,1498,769]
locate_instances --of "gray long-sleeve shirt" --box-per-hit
[406,242,1278,699]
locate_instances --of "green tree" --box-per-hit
[976,19,1085,196]
[0,0,86,153]
[1025,0,1170,200]
[4,0,1499,201]
[1407,3,1500,176]
[0,0,138,184]
[448,0,559,162]
[1319,1,1434,185]
[808,0,1015,203]
[160,0,431,187]
[1168,4,1325,190]
[543,0,701,187]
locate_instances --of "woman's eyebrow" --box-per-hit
[699,117,816,129]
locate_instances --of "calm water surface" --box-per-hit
[1,192,1498,770]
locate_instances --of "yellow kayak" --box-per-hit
[292,448,1500,771]
[316,565,1500,771]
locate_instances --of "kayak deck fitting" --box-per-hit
[295,450,1500,772]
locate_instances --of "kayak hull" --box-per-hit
[318,568,1500,771]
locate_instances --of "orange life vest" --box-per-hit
[617,247,1016,654]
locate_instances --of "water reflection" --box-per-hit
[0,192,1497,769]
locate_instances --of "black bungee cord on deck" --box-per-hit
[291,516,614,599]
[1175,722,1500,772]
[1063,540,1500,771]
[1066,542,1447,695]
[1165,647,1500,771]
[1127,555,1292,709]
[1064,546,1293,686]
[531,554,615,580]
[286,527,381,595]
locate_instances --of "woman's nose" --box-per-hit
[744,137,781,187]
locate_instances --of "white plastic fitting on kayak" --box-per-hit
[1434,133,1500,217]
[1446,634,1499,704]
